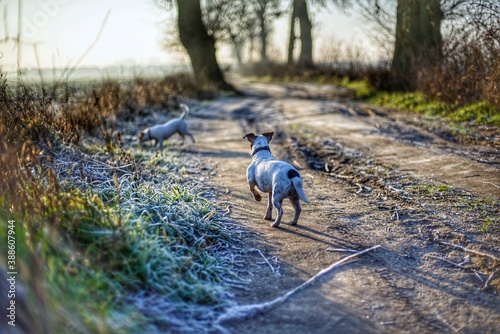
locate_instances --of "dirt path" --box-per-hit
[186,82,499,333]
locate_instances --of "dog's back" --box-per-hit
[149,118,181,138]
[252,160,309,203]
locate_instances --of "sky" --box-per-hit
[0,0,379,72]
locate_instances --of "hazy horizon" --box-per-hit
[0,0,381,73]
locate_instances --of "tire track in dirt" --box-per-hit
[186,84,499,334]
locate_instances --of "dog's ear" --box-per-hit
[243,133,256,143]
[139,129,149,141]
[262,132,274,142]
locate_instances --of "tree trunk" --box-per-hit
[297,0,313,67]
[256,5,268,62]
[391,0,442,90]
[176,0,233,91]
[287,0,298,66]
[249,31,255,63]
[260,28,268,62]
[230,34,244,66]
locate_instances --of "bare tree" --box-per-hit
[355,0,396,59]
[250,0,282,62]
[157,0,234,90]
[441,0,500,46]
[287,0,349,67]
[203,0,256,65]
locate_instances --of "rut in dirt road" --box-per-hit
[186,83,499,334]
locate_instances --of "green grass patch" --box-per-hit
[339,77,374,99]
[450,101,500,125]
[480,216,498,233]
[408,183,455,197]
[372,92,450,116]
[458,197,499,213]
[372,91,500,126]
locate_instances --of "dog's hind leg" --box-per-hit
[288,195,302,225]
[264,193,273,220]
[187,132,195,143]
[271,190,284,228]
[179,130,195,144]
[178,133,186,145]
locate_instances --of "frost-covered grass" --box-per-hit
[93,173,234,301]
[2,156,240,332]
[0,76,240,333]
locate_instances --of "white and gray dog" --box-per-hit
[138,104,195,150]
[244,131,310,227]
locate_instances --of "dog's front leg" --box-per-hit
[248,180,262,202]
[264,192,273,220]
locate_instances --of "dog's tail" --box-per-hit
[288,170,310,203]
[179,104,189,119]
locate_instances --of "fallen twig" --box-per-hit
[202,210,216,221]
[223,205,232,217]
[436,314,460,333]
[482,268,498,291]
[216,245,381,325]
[438,241,499,262]
[388,185,404,193]
[326,248,358,253]
[333,174,354,180]
[474,271,484,283]
[482,181,499,189]
[249,249,276,274]
[206,161,219,174]
[427,255,488,282]
[380,321,395,326]
[391,209,400,221]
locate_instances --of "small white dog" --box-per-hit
[244,132,310,227]
[138,104,195,150]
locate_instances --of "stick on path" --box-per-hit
[216,244,382,325]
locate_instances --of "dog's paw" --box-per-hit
[271,221,280,228]
[289,220,298,226]
[254,194,262,202]
[264,214,273,220]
